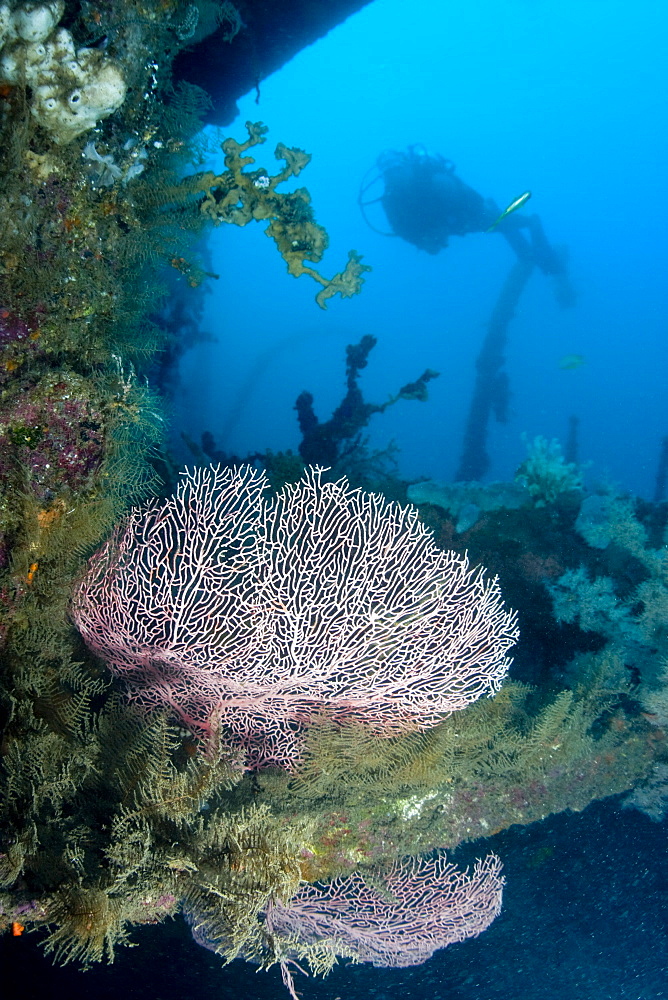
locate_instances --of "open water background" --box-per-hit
[176,0,668,499]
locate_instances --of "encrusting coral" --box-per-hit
[296,333,439,467]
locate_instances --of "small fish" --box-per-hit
[486,190,532,232]
[559,354,585,370]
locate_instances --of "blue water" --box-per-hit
[176,0,668,498]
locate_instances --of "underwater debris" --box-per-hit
[296,333,439,468]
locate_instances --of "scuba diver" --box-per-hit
[360,144,574,303]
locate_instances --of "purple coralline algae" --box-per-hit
[0,372,104,502]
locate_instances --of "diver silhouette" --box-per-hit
[360,144,573,300]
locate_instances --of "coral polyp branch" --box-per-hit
[199,121,371,308]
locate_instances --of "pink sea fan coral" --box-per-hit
[264,852,504,970]
[186,852,503,1000]
[71,465,518,767]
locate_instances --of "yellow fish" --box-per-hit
[486,190,532,232]
[558,354,585,370]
